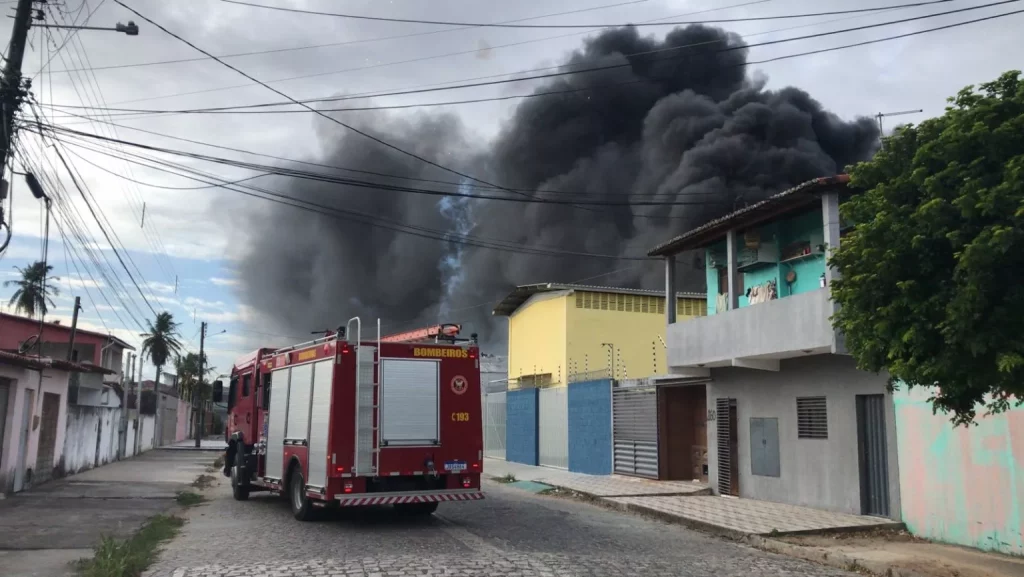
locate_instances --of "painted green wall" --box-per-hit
[705,207,826,314]
[894,386,1024,555]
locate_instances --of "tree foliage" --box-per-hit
[174,351,214,403]
[4,261,59,317]
[830,71,1024,426]
[141,311,182,375]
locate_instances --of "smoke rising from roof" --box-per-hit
[229,24,878,347]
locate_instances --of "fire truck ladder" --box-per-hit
[347,316,381,477]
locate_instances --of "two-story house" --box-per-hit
[648,175,901,520]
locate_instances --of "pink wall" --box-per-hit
[175,397,192,442]
[895,386,1024,555]
[0,314,109,366]
[0,364,69,493]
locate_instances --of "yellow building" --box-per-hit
[492,283,706,387]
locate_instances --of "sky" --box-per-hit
[0,0,1020,379]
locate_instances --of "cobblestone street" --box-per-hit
[147,479,855,577]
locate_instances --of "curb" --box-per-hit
[490,474,920,577]
[749,535,934,577]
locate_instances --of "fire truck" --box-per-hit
[214,318,484,521]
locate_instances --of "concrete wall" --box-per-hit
[62,405,121,476]
[506,388,538,466]
[0,364,69,494]
[508,292,567,384]
[668,288,835,368]
[895,387,1024,554]
[706,355,901,519]
[139,415,155,452]
[175,397,192,442]
[567,379,612,475]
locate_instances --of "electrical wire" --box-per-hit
[32,121,729,207]
[46,0,658,74]
[56,0,1022,118]
[221,0,954,28]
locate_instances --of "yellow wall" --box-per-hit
[507,290,705,387]
[507,291,567,386]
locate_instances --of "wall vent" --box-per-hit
[797,396,828,439]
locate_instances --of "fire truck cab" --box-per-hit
[215,318,484,520]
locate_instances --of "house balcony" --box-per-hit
[666,288,841,372]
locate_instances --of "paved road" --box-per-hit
[148,479,854,577]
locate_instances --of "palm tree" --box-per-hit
[141,311,183,392]
[174,351,214,402]
[4,261,59,317]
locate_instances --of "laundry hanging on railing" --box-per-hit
[746,279,778,305]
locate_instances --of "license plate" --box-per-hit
[444,460,467,472]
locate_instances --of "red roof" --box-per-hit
[0,350,116,374]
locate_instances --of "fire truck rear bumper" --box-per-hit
[335,488,485,506]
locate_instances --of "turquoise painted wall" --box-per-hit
[894,386,1024,555]
[705,207,826,314]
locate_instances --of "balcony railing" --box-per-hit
[666,288,837,370]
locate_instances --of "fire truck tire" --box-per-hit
[231,450,250,501]
[288,465,315,522]
[394,502,439,516]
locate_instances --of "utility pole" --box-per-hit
[195,321,206,448]
[0,1,137,253]
[66,296,81,361]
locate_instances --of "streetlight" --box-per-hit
[33,20,140,36]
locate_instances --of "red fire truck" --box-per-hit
[214,318,484,521]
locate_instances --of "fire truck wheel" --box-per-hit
[230,450,250,501]
[288,465,315,521]
[394,502,439,516]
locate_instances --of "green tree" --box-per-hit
[173,351,214,403]
[830,71,1024,426]
[141,311,183,389]
[4,261,59,317]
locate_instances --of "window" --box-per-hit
[261,372,272,409]
[242,374,252,397]
[227,376,238,411]
[797,396,828,439]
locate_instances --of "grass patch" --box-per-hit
[175,491,205,507]
[191,474,216,489]
[76,515,184,577]
[495,473,517,484]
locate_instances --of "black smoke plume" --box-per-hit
[228,25,878,347]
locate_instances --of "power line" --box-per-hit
[38,127,661,260]
[62,0,1023,118]
[114,0,598,214]
[221,0,954,28]
[97,0,772,107]
[45,0,656,74]
[35,121,731,207]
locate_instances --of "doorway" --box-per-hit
[856,394,890,517]
[659,385,707,482]
[0,379,10,472]
[35,393,61,484]
[715,398,739,496]
[14,388,34,492]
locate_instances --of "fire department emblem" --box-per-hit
[450,375,468,395]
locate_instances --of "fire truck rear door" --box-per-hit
[379,358,440,446]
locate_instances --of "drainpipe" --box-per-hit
[665,255,677,326]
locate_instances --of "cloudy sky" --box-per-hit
[0,0,1020,379]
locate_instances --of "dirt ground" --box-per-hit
[781,530,1024,577]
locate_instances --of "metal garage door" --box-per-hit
[613,385,658,478]
[484,392,506,460]
[538,386,568,469]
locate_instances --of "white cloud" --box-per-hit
[210,277,238,287]
[147,281,176,294]
[52,277,106,290]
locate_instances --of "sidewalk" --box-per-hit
[0,449,216,577]
[485,458,1024,577]
[164,438,228,451]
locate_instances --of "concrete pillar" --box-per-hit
[664,255,677,325]
[822,191,841,287]
[725,228,739,310]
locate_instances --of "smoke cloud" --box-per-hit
[228,25,878,347]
